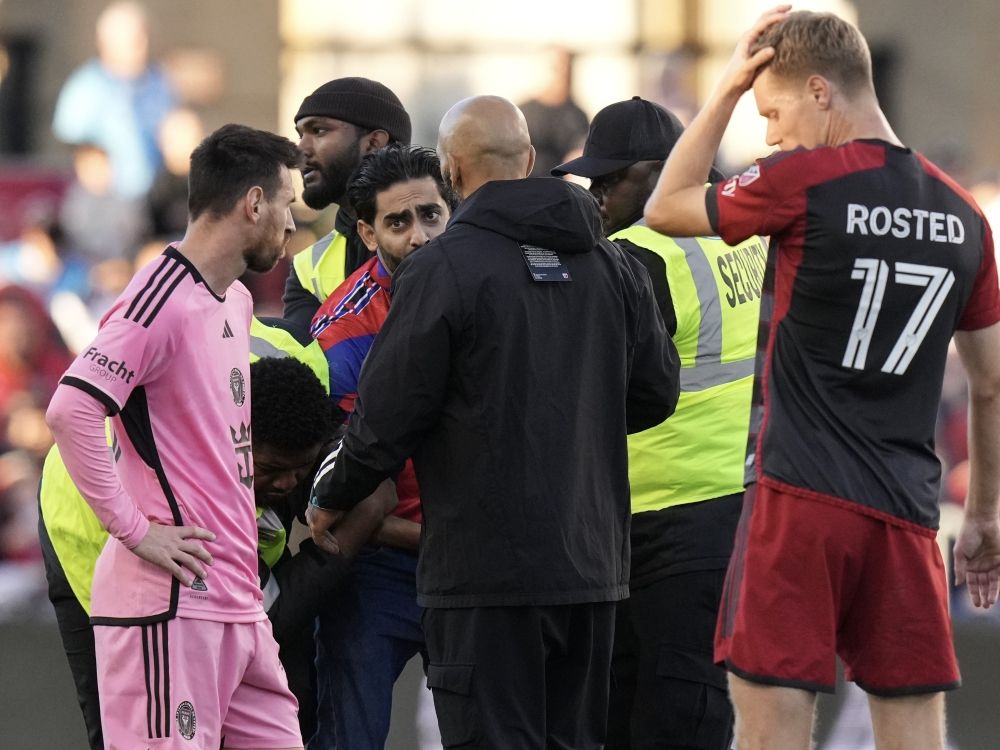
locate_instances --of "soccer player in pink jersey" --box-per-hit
[46,124,305,750]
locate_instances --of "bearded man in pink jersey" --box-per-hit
[46,124,305,750]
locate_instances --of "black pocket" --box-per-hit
[651,646,733,748]
[426,663,479,748]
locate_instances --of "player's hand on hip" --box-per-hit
[306,504,345,555]
[132,522,216,587]
[954,515,1000,609]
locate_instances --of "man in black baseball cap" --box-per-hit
[556,99,762,750]
[553,96,717,235]
[282,77,413,335]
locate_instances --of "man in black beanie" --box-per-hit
[282,77,412,336]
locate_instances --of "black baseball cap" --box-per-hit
[552,96,685,178]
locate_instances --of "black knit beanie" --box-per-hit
[294,77,412,145]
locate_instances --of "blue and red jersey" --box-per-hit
[311,255,422,523]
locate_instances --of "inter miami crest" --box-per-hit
[176,700,197,740]
[230,368,246,406]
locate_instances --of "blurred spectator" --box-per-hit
[518,47,589,177]
[969,169,1000,237]
[148,107,204,238]
[0,449,46,562]
[59,143,152,265]
[0,285,73,563]
[0,286,73,441]
[52,1,176,198]
[0,213,89,303]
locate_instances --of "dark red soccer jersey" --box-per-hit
[707,139,1000,529]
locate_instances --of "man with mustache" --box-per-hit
[307,142,454,750]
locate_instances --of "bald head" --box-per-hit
[437,96,535,200]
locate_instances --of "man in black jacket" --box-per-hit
[308,95,679,749]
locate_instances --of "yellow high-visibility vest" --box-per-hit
[292,231,348,304]
[39,445,108,614]
[249,317,330,395]
[615,223,765,512]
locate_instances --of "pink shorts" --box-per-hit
[95,617,302,749]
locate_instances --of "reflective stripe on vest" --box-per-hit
[293,231,348,303]
[249,317,330,394]
[261,568,281,611]
[671,236,758,392]
[612,224,764,510]
[257,507,286,570]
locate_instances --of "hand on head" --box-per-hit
[715,4,792,100]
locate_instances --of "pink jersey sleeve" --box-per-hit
[46,385,150,548]
[49,271,182,547]
[59,297,177,415]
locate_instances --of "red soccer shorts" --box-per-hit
[715,479,961,695]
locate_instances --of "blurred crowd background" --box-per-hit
[4,1,1000,747]
[2,0,1000,628]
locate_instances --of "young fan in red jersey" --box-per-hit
[307,144,453,750]
[644,7,1000,750]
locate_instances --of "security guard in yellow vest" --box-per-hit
[37,317,348,749]
[554,98,763,750]
[283,77,412,336]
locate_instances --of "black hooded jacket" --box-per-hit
[314,177,679,607]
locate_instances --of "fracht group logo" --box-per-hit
[83,347,136,384]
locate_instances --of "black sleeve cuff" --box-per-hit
[60,376,120,416]
[705,186,721,236]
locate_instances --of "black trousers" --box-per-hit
[38,514,104,750]
[423,602,616,749]
[606,570,734,750]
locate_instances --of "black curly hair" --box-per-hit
[250,357,338,452]
[347,143,456,225]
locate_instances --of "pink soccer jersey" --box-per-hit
[59,247,264,624]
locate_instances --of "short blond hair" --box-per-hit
[750,11,873,96]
